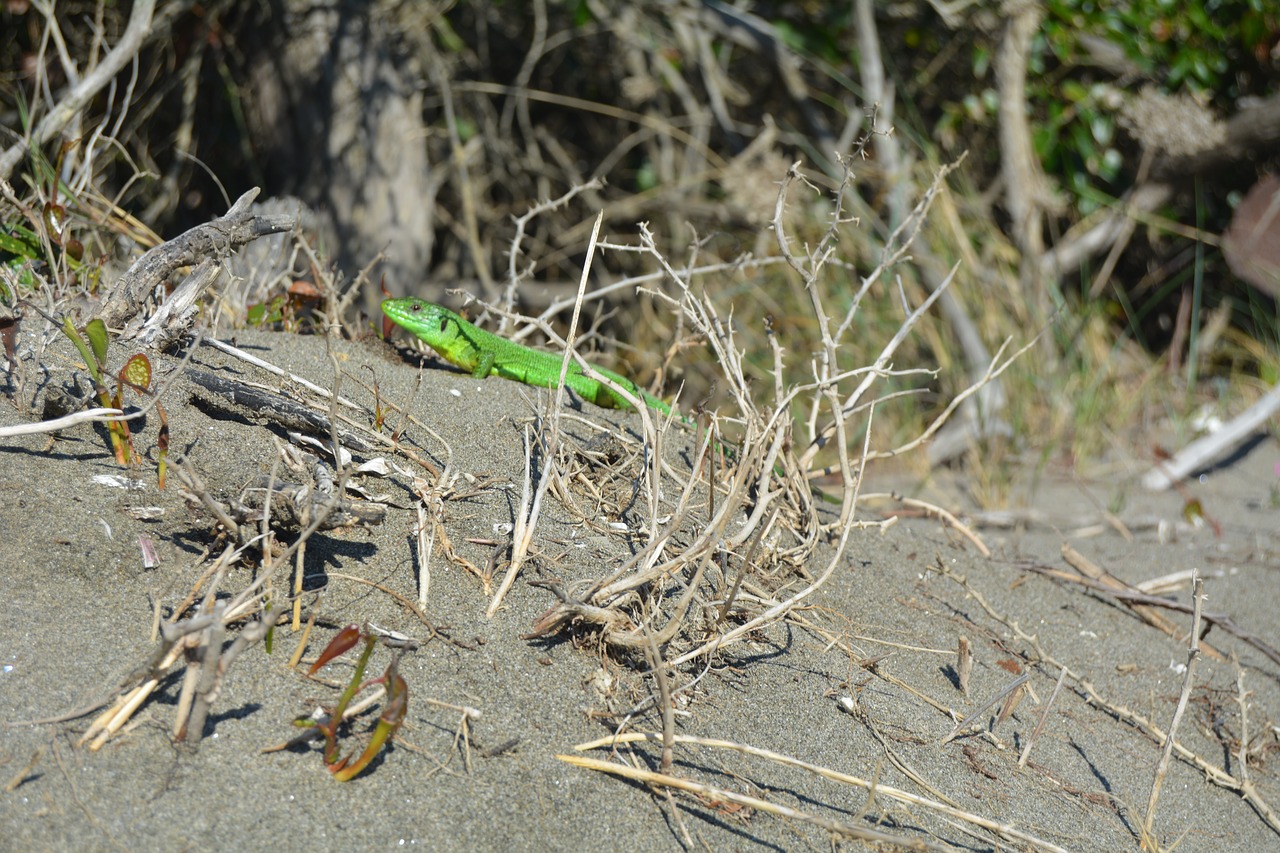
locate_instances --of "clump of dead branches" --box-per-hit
[466,152,1019,680]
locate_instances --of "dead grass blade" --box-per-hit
[489,212,605,618]
[558,753,954,851]
[1142,573,1204,846]
[569,733,1071,853]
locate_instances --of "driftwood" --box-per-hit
[1060,544,1226,661]
[1142,383,1280,491]
[186,368,373,453]
[98,188,295,338]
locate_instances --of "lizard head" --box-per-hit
[381,297,464,348]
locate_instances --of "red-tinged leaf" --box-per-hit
[156,401,169,449]
[43,201,65,241]
[331,675,408,782]
[1,317,17,365]
[308,624,362,675]
[996,658,1022,675]
[120,353,151,393]
[156,399,169,488]
[379,275,396,339]
[381,673,409,724]
[287,279,321,298]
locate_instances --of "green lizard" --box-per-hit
[382,297,676,416]
[383,297,838,503]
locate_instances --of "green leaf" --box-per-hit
[1100,148,1124,181]
[570,0,594,27]
[85,318,109,368]
[971,46,990,79]
[431,15,466,53]
[331,674,408,782]
[1062,80,1088,103]
[636,160,658,192]
[0,224,41,258]
[246,294,285,326]
[769,20,804,54]
[453,118,477,143]
[62,317,99,383]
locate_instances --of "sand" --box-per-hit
[2,325,1278,851]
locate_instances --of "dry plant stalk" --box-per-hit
[561,754,953,851]
[79,562,288,751]
[569,732,1070,852]
[1142,573,1204,844]
[940,672,1032,746]
[1063,543,1225,660]
[489,214,607,618]
[0,2,158,180]
[77,415,354,749]
[1019,665,1067,767]
[956,635,973,699]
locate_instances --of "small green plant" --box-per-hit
[58,317,170,484]
[295,624,410,782]
[2,131,103,302]
[0,202,96,300]
[245,293,289,327]
[63,317,131,462]
[0,220,46,301]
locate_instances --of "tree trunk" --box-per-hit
[240,1,435,306]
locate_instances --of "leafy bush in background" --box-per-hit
[935,0,1276,213]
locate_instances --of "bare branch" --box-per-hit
[0,0,158,180]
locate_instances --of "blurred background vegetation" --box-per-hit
[2,0,1277,500]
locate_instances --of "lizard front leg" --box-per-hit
[473,351,496,378]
